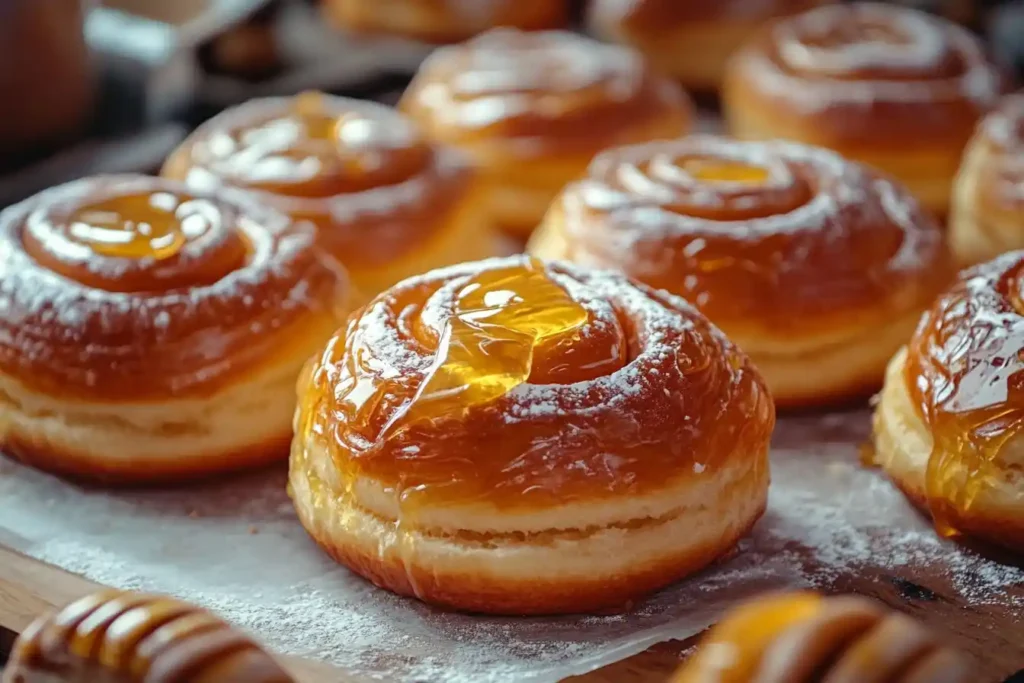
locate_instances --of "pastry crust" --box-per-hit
[400,29,693,240]
[723,2,1001,217]
[290,256,774,614]
[588,0,829,92]
[950,94,1024,267]
[673,592,971,683]
[529,135,952,407]
[2,590,292,683]
[163,93,497,296]
[873,252,1024,551]
[323,0,569,44]
[0,175,352,484]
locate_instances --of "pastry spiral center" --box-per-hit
[679,157,772,186]
[199,92,429,197]
[387,258,587,433]
[65,191,214,260]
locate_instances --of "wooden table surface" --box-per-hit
[2,542,1023,682]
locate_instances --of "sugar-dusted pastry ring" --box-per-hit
[723,2,1002,216]
[588,0,830,92]
[673,591,970,683]
[399,28,693,240]
[323,0,569,44]
[950,93,1024,266]
[0,174,351,484]
[163,93,495,296]
[529,135,952,408]
[873,251,1024,551]
[2,589,293,683]
[290,256,774,615]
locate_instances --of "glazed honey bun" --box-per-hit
[323,0,569,44]
[2,590,293,683]
[873,250,1024,552]
[673,592,971,683]
[0,174,351,484]
[587,0,829,92]
[723,2,1002,217]
[163,92,495,296]
[529,135,952,408]
[290,255,774,615]
[951,93,1024,267]
[399,28,693,240]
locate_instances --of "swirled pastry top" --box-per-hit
[3,590,292,683]
[905,250,1024,536]
[590,0,826,29]
[297,256,774,510]
[965,93,1024,214]
[0,174,347,401]
[674,592,970,683]
[729,3,1001,144]
[399,28,693,156]
[164,93,473,266]
[550,135,951,336]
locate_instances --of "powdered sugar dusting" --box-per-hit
[2,408,1022,681]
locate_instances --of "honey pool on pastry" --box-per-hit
[290,255,775,614]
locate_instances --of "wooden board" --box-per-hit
[2,544,1024,682]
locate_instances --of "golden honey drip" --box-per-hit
[66,191,213,260]
[384,258,588,434]
[682,157,771,186]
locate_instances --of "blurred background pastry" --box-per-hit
[2,589,293,682]
[588,0,832,93]
[290,256,774,614]
[0,174,352,484]
[400,28,694,241]
[723,2,1003,217]
[873,249,1024,552]
[530,135,953,407]
[323,0,570,45]
[163,91,495,295]
[950,92,1024,266]
[673,591,970,683]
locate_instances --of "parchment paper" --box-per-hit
[1,411,1022,682]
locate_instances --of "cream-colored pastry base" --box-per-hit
[949,140,1024,267]
[289,432,769,614]
[0,318,344,484]
[872,348,1024,550]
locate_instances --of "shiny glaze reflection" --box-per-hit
[296,257,773,510]
[905,252,1024,537]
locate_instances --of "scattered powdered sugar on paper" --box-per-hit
[1,410,1023,681]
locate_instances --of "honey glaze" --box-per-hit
[905,252,1024,537]
[298,257,774,510]
[561,136,948,331]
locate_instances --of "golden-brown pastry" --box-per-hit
[673,592,970,683]
[950,93,1024,266]
[723,2,1002,217]
[588,0,831,93]
[0,174,352,484]
[873,250,1024,551]
[2,589,292,683]
[163,92,496,296]
[400,28,694,240]
[529,135,952,408]
[290,255,774,615]
[323,0,569,44]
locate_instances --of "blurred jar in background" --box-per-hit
[0,0,94,168]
